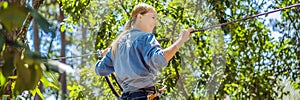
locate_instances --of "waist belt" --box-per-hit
[138,86,156,92]
[127,86,156,95]
[121,86,156,100]
[121,86,166,100]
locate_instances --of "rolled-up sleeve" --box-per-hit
[95,50,114,76]
[139,34,168,69]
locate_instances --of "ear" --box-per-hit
[137,14,142,19]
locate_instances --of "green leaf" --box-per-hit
[0,69,6,85]
[68,27,73,33]
[8,76,17,79]
[60,23,66,32]
[40,76,59,89]
[11,80,17,96]
[292,83,300,89]
[2,49,16,78]
[14,55,42,96]
[0,2,8,9]
[30,63,42,89]
[14,59,31,95]
[44,72,59,87]
[29,86,44,100]
[67,85,73,90]
[26,6,56,37]
[0,69,7,96]
[0,32,5,56]
[35,86,44,100]
[30,87,37,96]
[0,3,27,32]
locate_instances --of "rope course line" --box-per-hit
[49,52,99,60]
[192,3,300,32]
[49,3,300,60]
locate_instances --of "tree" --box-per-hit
[206,0,300,99]
[33,18,43,100]
[0,0,68,99]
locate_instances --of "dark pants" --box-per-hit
[120,91,159,100]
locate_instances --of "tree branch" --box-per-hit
[119,0,130,18]
[17,0,43,42]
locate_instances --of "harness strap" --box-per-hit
[121,86,157,99]
[147,85,167,100]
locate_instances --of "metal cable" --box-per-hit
[192,3,300,32]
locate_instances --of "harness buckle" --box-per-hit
[147,85,167,100]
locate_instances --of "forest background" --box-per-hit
[0,0,299,99]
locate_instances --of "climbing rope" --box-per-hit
[49,50,101,60]
[49,3,300,60]
[192,3,300,32]
[50,52,99,60]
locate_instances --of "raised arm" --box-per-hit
[163,28,193,62]
[95,49,115,76]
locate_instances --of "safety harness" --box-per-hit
[147,86,167,100]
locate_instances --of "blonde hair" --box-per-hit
[110,3,155,57]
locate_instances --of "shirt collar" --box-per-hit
[130,28,142,32]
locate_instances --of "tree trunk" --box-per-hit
[33,19,43,100]
[81,26,87,68]
[58,2,67,100]
[33,19,40,53]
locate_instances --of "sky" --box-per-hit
[224,0,283,41]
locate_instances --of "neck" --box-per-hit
[132,23,148,32]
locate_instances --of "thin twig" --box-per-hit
[119,0,130,17]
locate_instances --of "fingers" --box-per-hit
[178,29,190,43]
[183,28,194,36]
[104,48,110,52]
[182,28,194,35]
[188,28,194,33]
[178,28,194,43]
[181,30,189,37]
[102,48,110,55]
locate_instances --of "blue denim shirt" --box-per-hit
[95,29,168,93]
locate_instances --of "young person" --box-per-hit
[95,3,193,100]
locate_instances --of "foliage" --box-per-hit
[0,1,62,99]
[57,0,91,24]
[0,0,299,99]
[207,0,300,99]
